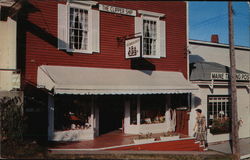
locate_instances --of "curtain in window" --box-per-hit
[70,8,88,50]
[70,8,76,49]
[143,20,156,55]
[80,10,88,50]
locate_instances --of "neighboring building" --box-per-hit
[14,0,198,141]
[189,37,250,143]
[0,0,20,91]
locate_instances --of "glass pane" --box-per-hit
[140,95,165,124]
[69,7,88,50]
[208,96,231,134]
[143,19,157,56]
[54,95,92,131]
[130,96,137,125]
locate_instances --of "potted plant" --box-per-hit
[160,132,180,141]
[133,132,155,144]
[210,117,230,135]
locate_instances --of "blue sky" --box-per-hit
[189,2,250,47]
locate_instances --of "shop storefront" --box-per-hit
[189,61,250,143]
[38,65,197,141]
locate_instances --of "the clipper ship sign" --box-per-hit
[125,37,141,59]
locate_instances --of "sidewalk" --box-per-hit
[208,137,250,160]
[49,150,232,160]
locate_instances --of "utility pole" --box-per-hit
[228,2,240,160]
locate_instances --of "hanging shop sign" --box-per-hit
[99,4,136,17]
[211,72,250,81]
[125,37,141,59]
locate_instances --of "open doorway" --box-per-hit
[98,95,124,135]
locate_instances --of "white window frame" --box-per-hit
[58,1,100,54]
[142,15,159,58]
[67,3,92,53]
[135,10,166,59]
[207,95,231,133]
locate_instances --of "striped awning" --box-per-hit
[37,65,198,95]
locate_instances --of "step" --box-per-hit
[108,139,203,151]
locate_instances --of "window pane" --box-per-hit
[208,96,231,134]
[140,95,165,124]
[69,7,88,51]
[54,95,92,131]
[143,19,157,56]
[130,96,137,125]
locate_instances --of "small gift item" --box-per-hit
[144,118,151,124]
[85,123,91,128]
[71,124,76,130]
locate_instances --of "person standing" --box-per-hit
[193,109,208,150]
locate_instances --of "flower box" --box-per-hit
[160,135,180,141]
[133,138,155,144]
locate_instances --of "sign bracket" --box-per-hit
[117,32,141,43]
[208,79,214,93]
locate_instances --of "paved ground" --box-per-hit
[208,137,250,159]
[50,150,223,155]
[49,150,231,160]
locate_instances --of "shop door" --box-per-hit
[175,110,189,135]
[171,94,190,135]
[99,95,124,135]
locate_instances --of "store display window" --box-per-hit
[54,95,92,131]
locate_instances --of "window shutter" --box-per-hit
[159,20,166,57]
[57,4,67,50]
[135,17,143,36]
[135,17,142,57]
[91,10,100,53]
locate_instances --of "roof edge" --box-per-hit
[189,39,250,51]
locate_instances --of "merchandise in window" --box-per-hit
[54,95,92,131]
[207,96,231,134]
[140,95,165,124]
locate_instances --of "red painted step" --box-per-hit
[107,138,204,151]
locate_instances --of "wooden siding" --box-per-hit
[21,0,187,86]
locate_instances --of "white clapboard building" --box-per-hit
[188,37,250,143]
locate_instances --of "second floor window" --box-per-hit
[58,2,100,54]
[143,19,157,56]
[69,7,88,50]
[135,10,166,58]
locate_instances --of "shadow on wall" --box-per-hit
[189,55,205,64]
[18,1,70,56]
[131,58,156,75]
[192,96,201,109]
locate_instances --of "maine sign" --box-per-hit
[125,37,141,59]
[211,72,250,81]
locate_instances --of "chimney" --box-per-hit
[211,34,219,43]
